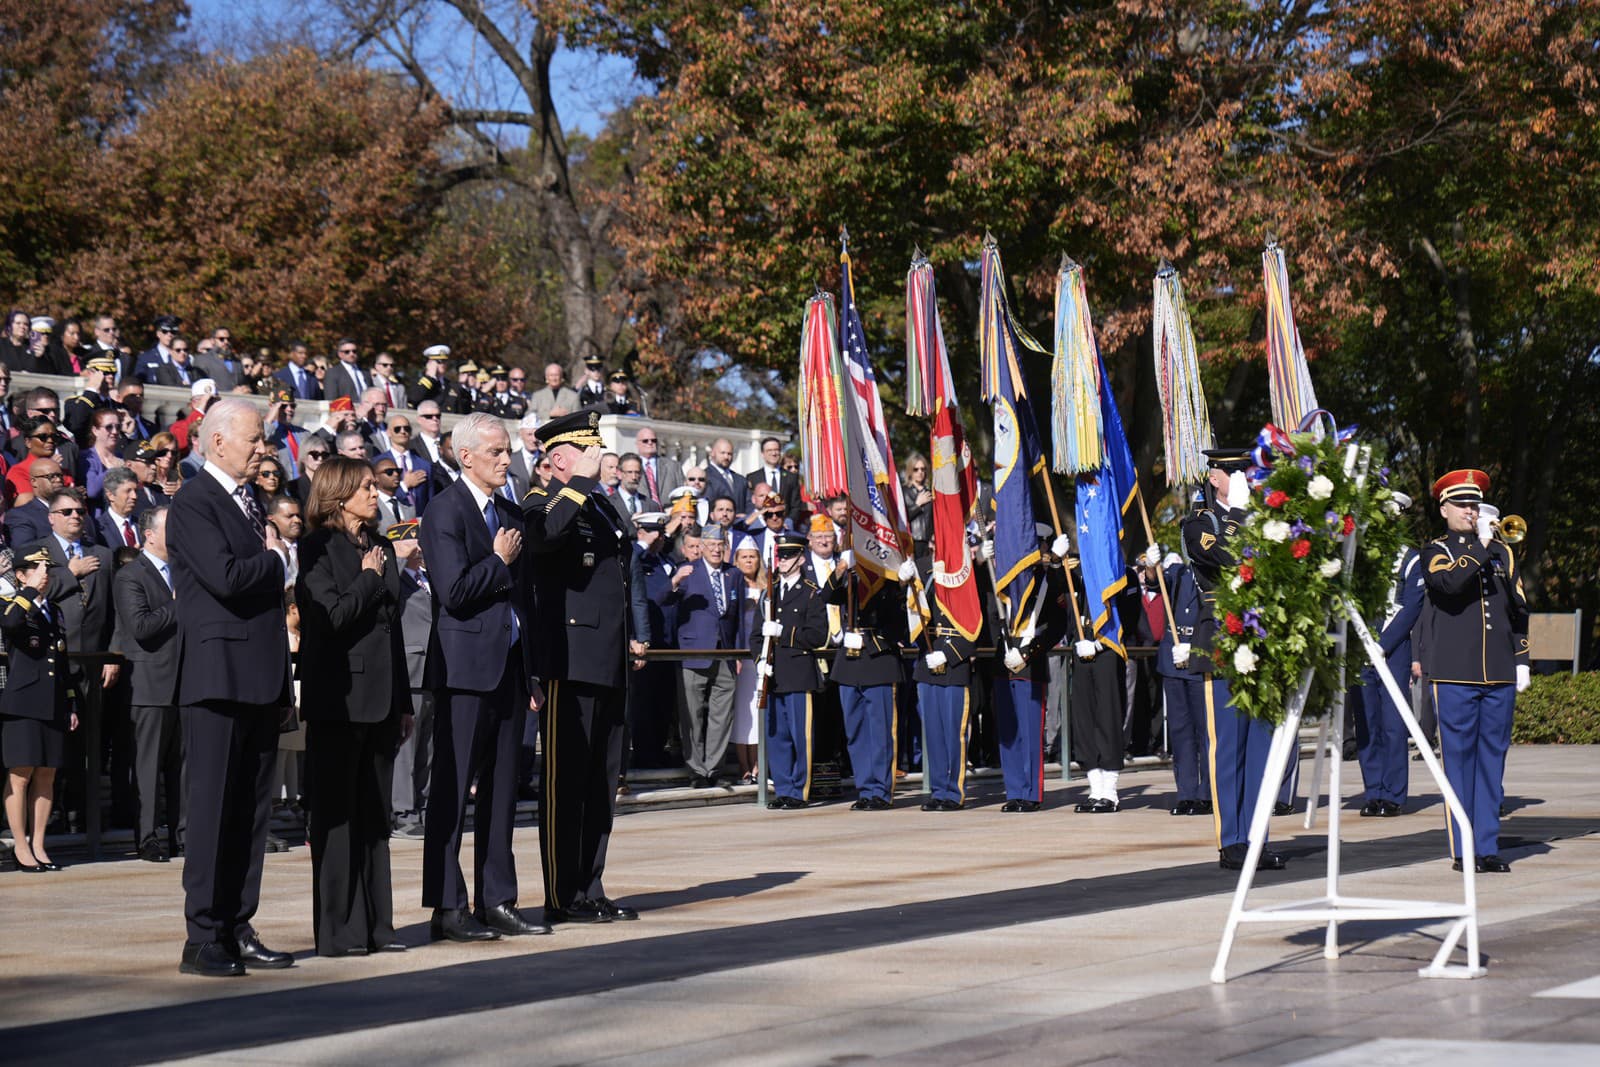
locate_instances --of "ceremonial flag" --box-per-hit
[798,292,848,500]
[1050,256,1103,475]
[906,251,982,642]
[837,234,911,602]
[1152,262,1213,487]
[1057,259,1137,657]
[1262,240,1319,430]
[978,237,1051,643]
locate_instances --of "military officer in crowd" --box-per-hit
[1156,545,1212,818]
[522,410,639,923]
[1186,448,1286,871]
[64,357,119,446]
[757,531,830,808]
[1420,469,1528,874]
[912,545,982,811]
[405,345,452,409]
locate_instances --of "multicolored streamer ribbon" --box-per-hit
[1152,262,1213,486]
[1262,241,1319,430]
[1050,257,1104,474]
[797,291,848,500]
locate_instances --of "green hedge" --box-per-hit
[1513,672,1600,744]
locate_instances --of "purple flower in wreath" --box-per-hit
[1379,466,1390,487]
[1324,509,1339,527]
[1242,608,1267,638]
[1289,519,1311,538]
[1241,546,1256,559]
[1297,455,1315,474]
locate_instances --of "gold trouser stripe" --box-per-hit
[544,679,559,906]
[802,693,814,802]
[1436,681,1455,857]
[956,688,971,804]
[1204,680,1222,849]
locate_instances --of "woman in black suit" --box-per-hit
[297,457,413,955]
[2,544,78,873]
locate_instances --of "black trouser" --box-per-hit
[181,701,277,945]
[422,655,527,912]
[626,661,675,768]
[307,718,399,955]
[541,679,624,911]
[131,704,183,846]
[1124,657,1165,756]
[1070,653,1126,772]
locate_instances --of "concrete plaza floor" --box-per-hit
[2,745,1598,1066]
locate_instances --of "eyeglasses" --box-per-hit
[30,432,58,443]
[339,347,357,355]
[509,376,525,383]
[259,469,282,479]
[157,327,174,335]
[376,362,394,371]
[375,468,400,477]
[390,425,412,433]
[686,476,706,483]
[305,450,329,459]
[30,407,58,418]
[51,507,85,516]
[417,413,440,421]
[30,470,63,481]
[638,437,657,444]
[150,448,172,458]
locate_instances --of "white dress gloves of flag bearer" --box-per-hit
[1227,471,1251,510]
[1142,544,1162,567]
[1003,646,1025,673]
[924,651,947,671]
[1075,639,1098,660]
[1051,534,1072,560]
[897,559,918,582]
[842,631,864,651]
[1172,642,1192,668]
[1516,665,1531,693]
[979,539,995,562]
[761,620,784,638]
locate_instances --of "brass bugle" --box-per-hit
[1495,514,1527,544]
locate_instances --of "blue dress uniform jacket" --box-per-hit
[911,555,981,688]
[0,588,73,721]
[629,544,678,648]
[766,575,830,694]
[827,576,909,687]
[1419,533,1529,684]
[522,474,631,689]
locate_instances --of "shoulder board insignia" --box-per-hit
[70,394,93,405]
[522,486,548,503]
[1198,532,1217,550]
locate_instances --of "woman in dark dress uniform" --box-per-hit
[2,544,78,872]
[296,457,412,955]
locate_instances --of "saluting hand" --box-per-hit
[573,445,603,480]
[361,546,385,574]
[493,527,522,565]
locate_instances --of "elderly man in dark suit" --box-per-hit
[166,397,296,978]
[112,504,183,863]
[670,525,739,788]
[419,412,546,942]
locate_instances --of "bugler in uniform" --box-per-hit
[758,531,830,808]
[1420,468,1528,873]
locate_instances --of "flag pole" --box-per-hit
[1132,482,1180,642]
[1038,470,1088,644]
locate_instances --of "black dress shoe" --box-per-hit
[1259,850,1287,870]
[691,776,713,789]
[1193,800,1213,815]
[371,941,408,953]
[1272,802,1294,816]
[36,860,61,871]
[139,835,170,862]
[783,796,809,809]
[1092,798,1119,813]
[1379,800,1404,817]
[849,797,877,810]
[430,907,502,942]
[1359,799,1384,817]
[14,860,50,874]
[180,941,245,978]
[595,897,639,921]
[477,902,553,936]
[233,934,294,969]
[868,796,892,810]
[544,898,612,924]
[1001,799,1041,813]
[920,799,944,811]
[1170,799,1196,816]
[1478,855,1511,873]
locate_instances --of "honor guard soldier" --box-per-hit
[1156,544,1212,817]
[912,550,982,811]
[405,345,451,409]
[490,367,529,420]
[758,531,830,808]
[522,409,640,923]
[577,356,607,408]
[825,558,910,810]
[988,525,1071,813]
[604,371,639,416]
[1063,549,1127,814]
[1187,448,1287,871]
[1357,492,1424,818]
[1421,469,1528,874]
[65,357,118,446]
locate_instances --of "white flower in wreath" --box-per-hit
[1382,499,1400,517]
[1229,574,1243,592]
[1234,644,1258,674]
[1307,474,1335,501]
[1262,519,1290,543]
[1319,558,1342,578]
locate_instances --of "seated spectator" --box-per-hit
[154,335,200,388]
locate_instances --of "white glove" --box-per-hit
[756,660,773,678]
[1226,471,1250,510]
[1003,647,1025,673]
[761,619,784,638]
[1074,639,1098,660]
[1478,503,1500,523]
[979,539,995,562]
[924,651,947,671]
[1142,544,1162,567]
[1516,664,1530,693]
[1476,515,1494,547]
[1051,534,1071,560]
[1172,642,1191,668]
[897,559,918,582]
[1163,552,1182,569]
[842,631,864,651]
[838,549,855,570]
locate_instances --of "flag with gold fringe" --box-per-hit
[906,250,982,642]
[1152,262,1213,487]
[1262,240,1319,430]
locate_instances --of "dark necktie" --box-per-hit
[711,565,727,616]
[122,518,137,547]
[235,485,266,539]
[484,500,519,646]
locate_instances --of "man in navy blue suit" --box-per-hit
[272,342,322,401]
[671,524,739,787]
[419,412,547,941]
[1359,493,1426,817]
[628,512,679,769]
[166,398,295,978]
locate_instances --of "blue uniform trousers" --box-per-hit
[1205,676,1273,850]
[1435,682,1514,860]
[917,683,970,805]
[995,675,1046,803]
[1357,654,1412,805]
[765,692,813,802]
[839,684,896,801]
[1162,676,1211,803]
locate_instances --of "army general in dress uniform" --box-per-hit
[523,410,640,924]
[1420,469,1528,874]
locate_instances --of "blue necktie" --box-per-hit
[485,500,520,647]
[711,565,726,616]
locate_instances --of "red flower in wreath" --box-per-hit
[1291,538,1312,559]
[1265,490,1289,508]
[1239,563,1255,582]
[1341,513,1356,535]
[1225,612,1244,635]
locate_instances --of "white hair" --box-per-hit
[193,397,261,459]
[454,411,508,455]
[519,412,540,432]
